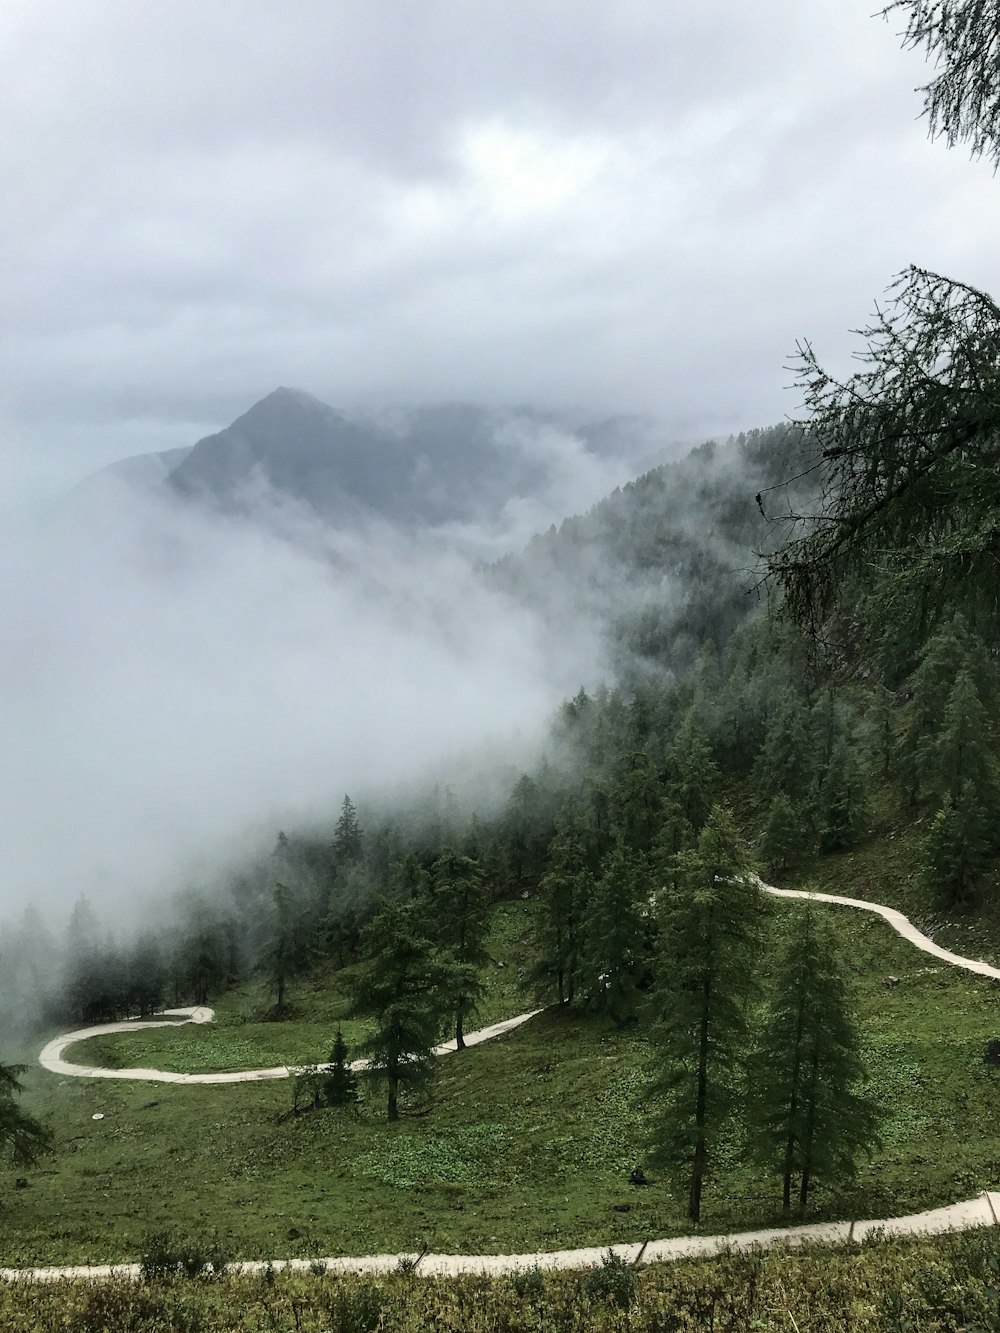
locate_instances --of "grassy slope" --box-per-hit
[4,880,1000,1266]
[760,795,1000,972]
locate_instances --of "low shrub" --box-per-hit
[139,1232,228,1280]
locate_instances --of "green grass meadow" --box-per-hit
[4,886,1000,1268]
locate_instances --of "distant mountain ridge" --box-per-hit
[88,388,663,532]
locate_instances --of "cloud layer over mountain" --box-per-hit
[2,2,999,509]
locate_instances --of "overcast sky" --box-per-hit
[2,0,998,508]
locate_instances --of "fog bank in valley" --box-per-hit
[0,476,601,925]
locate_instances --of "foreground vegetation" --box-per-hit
[7,1230,1000,1331]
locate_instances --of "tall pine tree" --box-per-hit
[580,841,649,1026]
[533,814,591,1006]
[429,849,489,1049]
[350,899,459,1120]
[753,902,879,1215]
[647,806,761,1222]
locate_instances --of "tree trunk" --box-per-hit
[798,1045,821,1217]
[782,944,808,1218]
[688,1142,705,1224]
[387,1059,399,1121]
[690,937,713,1224]
[456,1006,465,1050]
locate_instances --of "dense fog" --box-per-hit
[0,473,602,925]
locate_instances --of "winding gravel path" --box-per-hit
[38,1007,540,1084]
[14,880,1000,1281]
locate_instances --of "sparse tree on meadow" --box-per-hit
[324,1028,359,1108]
[647,806,761,1222]
[0,1062,52,1172]
[753,903,880,1215]
[350,899,459,1121]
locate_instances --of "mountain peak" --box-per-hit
[236,386,338,423]
[261,386,325,408]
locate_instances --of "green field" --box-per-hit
[4,886,1000,1268]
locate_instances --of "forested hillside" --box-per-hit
[491,422,808,680]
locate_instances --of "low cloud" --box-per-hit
[0,479,598,923]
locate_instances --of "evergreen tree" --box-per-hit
[178,895,230,1007]
[0,909,59,1036]
[666,710,718,833]
[501,773,549,889]
[897,620,973,805]
[760,794,809,875]
[394,852,431,901]
[610,751,663,854]
[765,268,1000,654]
[533,814,591,1006]
[754,692,814,808]
[647,806,761,1222]
[885,0,1000,170]
[332,795,363,866]
[929,669,999,809]
[350,899,458,1121]
[62,895,103,1023]
[579,778,615,873]
[810,690,851,769]
[753,903,879,1215]
[860,684,896,784]
[0,1061,52,1169]
[651,798,696,894]
[430,849,489,1048]
[580,841,650,1026]
[920,784,991,906]
[266,883,294,1015]
[815,737,867,853]
[323,1028,359,1108]
[127,932,166,1017]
